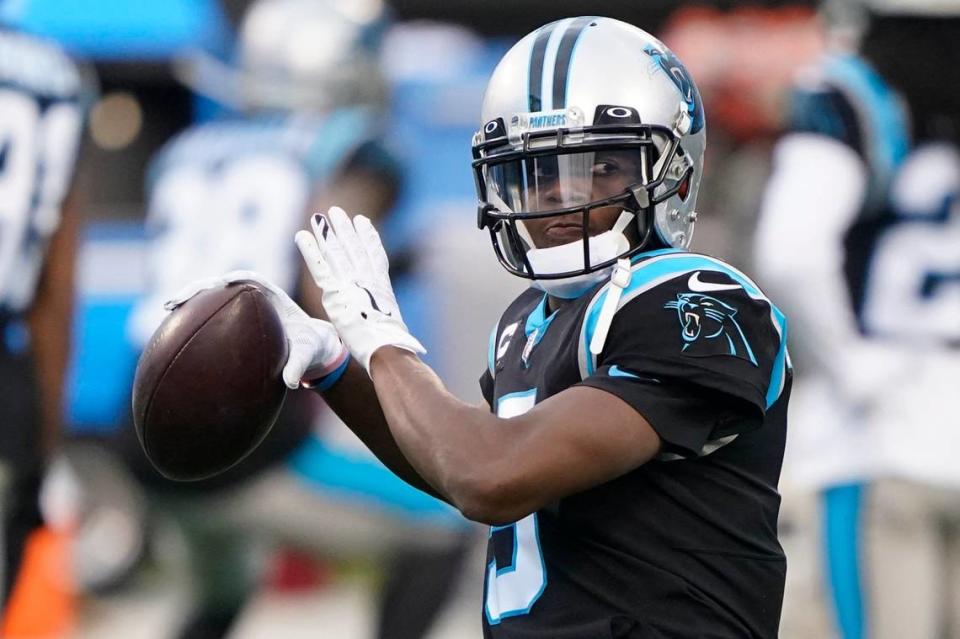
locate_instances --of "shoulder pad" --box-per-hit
[579,251,790,410]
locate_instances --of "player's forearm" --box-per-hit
[27,209,77,459]
[27,306,68,458]
[317,358,449,502]
[368,347,514,523]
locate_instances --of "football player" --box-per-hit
[754,2,960,638]
[173,17,792,637]
[124,1,471,637]
[0,20,89,615]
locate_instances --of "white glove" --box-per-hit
[294,207,425,373]
[164,270,348,389]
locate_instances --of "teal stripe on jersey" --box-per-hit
[765,305,789,409]
[494,388,538,413]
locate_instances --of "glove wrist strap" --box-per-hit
[303,353,351,391]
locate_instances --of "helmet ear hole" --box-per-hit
[677,171,692,201]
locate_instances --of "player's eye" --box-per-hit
[592,160,620,177]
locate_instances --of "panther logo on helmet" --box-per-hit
[642,44,705,134]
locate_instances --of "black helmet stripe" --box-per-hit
[527,25,554,112]
[552,17,593,109]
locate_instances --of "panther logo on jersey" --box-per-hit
[664,293,757,365]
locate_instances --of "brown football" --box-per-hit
[131,282,288,481]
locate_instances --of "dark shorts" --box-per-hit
[0,315,44,607]
[0,318,42,471]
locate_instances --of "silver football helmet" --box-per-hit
[238,0,388,112]
[177,0,389,113]
[473,17,706,297]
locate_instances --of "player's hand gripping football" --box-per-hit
[164,270,348,389]
[295,207,425,373]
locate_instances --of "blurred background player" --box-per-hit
[0,15,91,632]
[118,1,473,637]
[755,1,960,637]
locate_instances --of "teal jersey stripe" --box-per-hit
[576,247,684,377]
[494,388,538,412]
[632,247,686,261]
[523,293,559,355]
[524,294,549,338]
[766,304,789,409]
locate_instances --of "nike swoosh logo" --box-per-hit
[687,271,741,293]
[608,365,660,383]
[313,214,330,239]
[356,284,392,316]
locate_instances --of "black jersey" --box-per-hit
[478,249,791,639]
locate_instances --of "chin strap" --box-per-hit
[610,210,634,236]
[589,257,632,356]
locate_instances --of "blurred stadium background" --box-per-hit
[0,0,906,637]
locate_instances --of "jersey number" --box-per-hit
[0,89,81,309]
[861,146,960,343]
[485,389,547,625]
[148,155,309,293]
